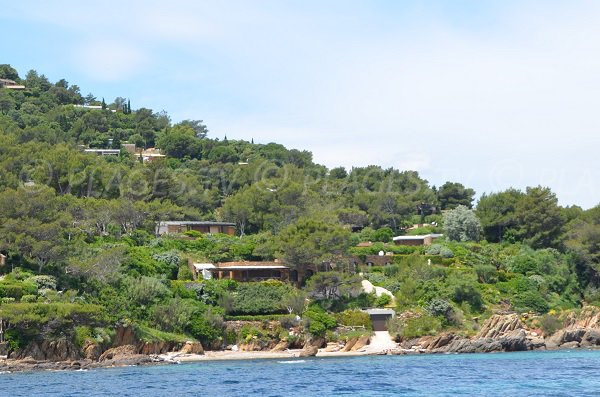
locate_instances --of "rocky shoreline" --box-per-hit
[4,308,600,373]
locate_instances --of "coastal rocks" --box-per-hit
[98,345,155,366]
[138,341,175,355]
[9,339,80,361]
[580,330,600,347]
[350,335,370,352]
[341,337,358,352]
[82,341,102,360]
[270,340,289,352]
[323,342,342,352]
[99,345,137,361]
[545,328,586,349]
[475,314,523,339]
[180,341,204,355]
[113,325,137,346]
[299,337,325,357]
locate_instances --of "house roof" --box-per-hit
[192,261,288,271]
[160,221,236,227]
[392,233,443,241]
[216,261,288,269]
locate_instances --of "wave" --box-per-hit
[277,360,306,364]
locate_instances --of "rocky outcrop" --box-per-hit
[180,341,204,355]
[9,339,81,361]
[418,314,530,354]
[299,337,325,357]
[350,335,370,352]
[270,340,289,352]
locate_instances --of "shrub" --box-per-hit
[190,309,224,346]
[452,281,484,312]
[513,290,549,314]
[21,294,37,303]
[539,314,562,336]
[27,275,57,290]
[177,264,194,281]
[374,294,392,307]
[303,306,337,337]
[390,315,442,340]
[334,310,372,329]
[426,299,452,317]
[474,265,498,284]
[231,281,294,315]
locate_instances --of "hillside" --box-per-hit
[0,64,600,361]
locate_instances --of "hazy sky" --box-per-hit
[2,1,599,208]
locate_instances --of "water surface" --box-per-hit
[1,350,599,396]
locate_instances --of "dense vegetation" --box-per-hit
[0,64,599,351]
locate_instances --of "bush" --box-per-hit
[539,314,562,336]
[190,309,224,346]
[177,264,194,281]
[389,315,442,340]
[452,281,484,312]
[231,281,294,315]
[334,310,372,329]
[374,294,392,307]
[513,290,549,314]
[474,265,498,284]
[303,306,337,337]
[27,275,57,290]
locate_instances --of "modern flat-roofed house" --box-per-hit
[393,233,443,246]
[0,78,26,90]
[158,221,236,236]
[192,261,290,282]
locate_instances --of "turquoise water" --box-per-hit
[1,350,600,396]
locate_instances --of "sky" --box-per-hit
[2,0,600,208]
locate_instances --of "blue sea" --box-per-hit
[1,350,600,396]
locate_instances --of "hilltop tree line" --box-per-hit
[1,64,600,351]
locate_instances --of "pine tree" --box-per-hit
[101,97,106,110]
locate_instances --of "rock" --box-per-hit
[527,337,546,350]
[546,328,586,348]
[476,314,523,339]
[561,341,580,349]
[180,341,204,355]
[580,330,600,347]
[113,325,137,346]
[323,342,341,352]
[299,345,318,357]
[499,329,529,351]
[82,341,102,360]
[342,337,358,352]
[270,340,289,352]
[350,335,370,352]
[99,345,137,362]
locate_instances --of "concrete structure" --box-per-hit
[392,233,443,246]
[158,221,236,236]
[84,148,121,156]
[192,261,289,282]
[363,308,395,331]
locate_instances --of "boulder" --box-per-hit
[323,342,341,352]
[561,341,580,349]
[498,329,529,352]
[580,329,600,347]
[476,314,522,339]
[180,341,204,355]
[270,340,289,352]
[527,337,546,350]
[342,337,358,352]
[350,335,370,352]
[82,341,102,360]
[99,345,137,362]
[298,345,318,357]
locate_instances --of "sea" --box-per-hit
[1,350,599,396]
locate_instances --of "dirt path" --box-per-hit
[365,331,397,353]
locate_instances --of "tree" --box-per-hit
[305,271,362,300]
[437,182,475,210]
[176,119,208,139]
[513,186,564,249]
[443,205,482,242]
[476,189,524,242]
[277,219,351,274]
[0,64,19,81]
